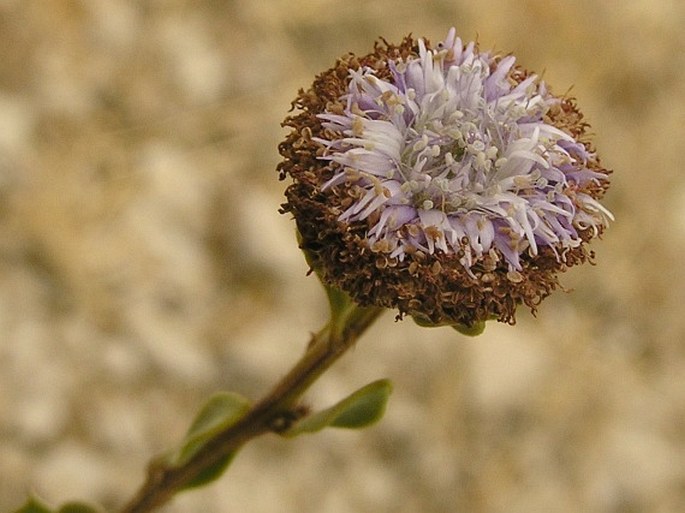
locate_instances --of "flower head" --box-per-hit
[278,28,612,329]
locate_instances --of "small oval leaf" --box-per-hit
[13,497,54,513]
[452,320,486,337]
[174,392,251,466]
[330,379,393,428]
[282,405,336,436]
[179,450,239,490]
[58,502,103,513]
[284,379,392,437]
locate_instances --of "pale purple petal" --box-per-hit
[316,28,612,270]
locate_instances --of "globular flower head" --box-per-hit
[278,28,612,330]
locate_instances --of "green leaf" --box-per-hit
[168,391,252,490]
[329,379,392,428]
[452,320,486,337]
[323,282,355,322]
[410,312,438,328]
[283,379,392,437]
[14,496,103,513]
[179,451,239,490]
[173,391,251,467]
[58,502,103,513]
[412,312,487,336]
[13,497,54,513]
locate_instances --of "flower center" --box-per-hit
[398,116,506,214]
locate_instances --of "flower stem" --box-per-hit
[117,304,384,513]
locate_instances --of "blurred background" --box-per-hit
[1,1,683,512]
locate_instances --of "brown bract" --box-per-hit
[277,35,609,328]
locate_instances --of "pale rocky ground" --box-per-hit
[1,1,684,512]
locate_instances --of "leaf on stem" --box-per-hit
[13,497,103,513]
[452,320,486,337]
[57,502,104,513]
[178,451,239,490]
[282,379,392,437]
[13,497,54,513]
[173,391,251,466]
[412,313,487,336]
[166,391,251,489]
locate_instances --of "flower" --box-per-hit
[278,28,612,330]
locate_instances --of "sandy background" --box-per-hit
[1,1,684,512]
